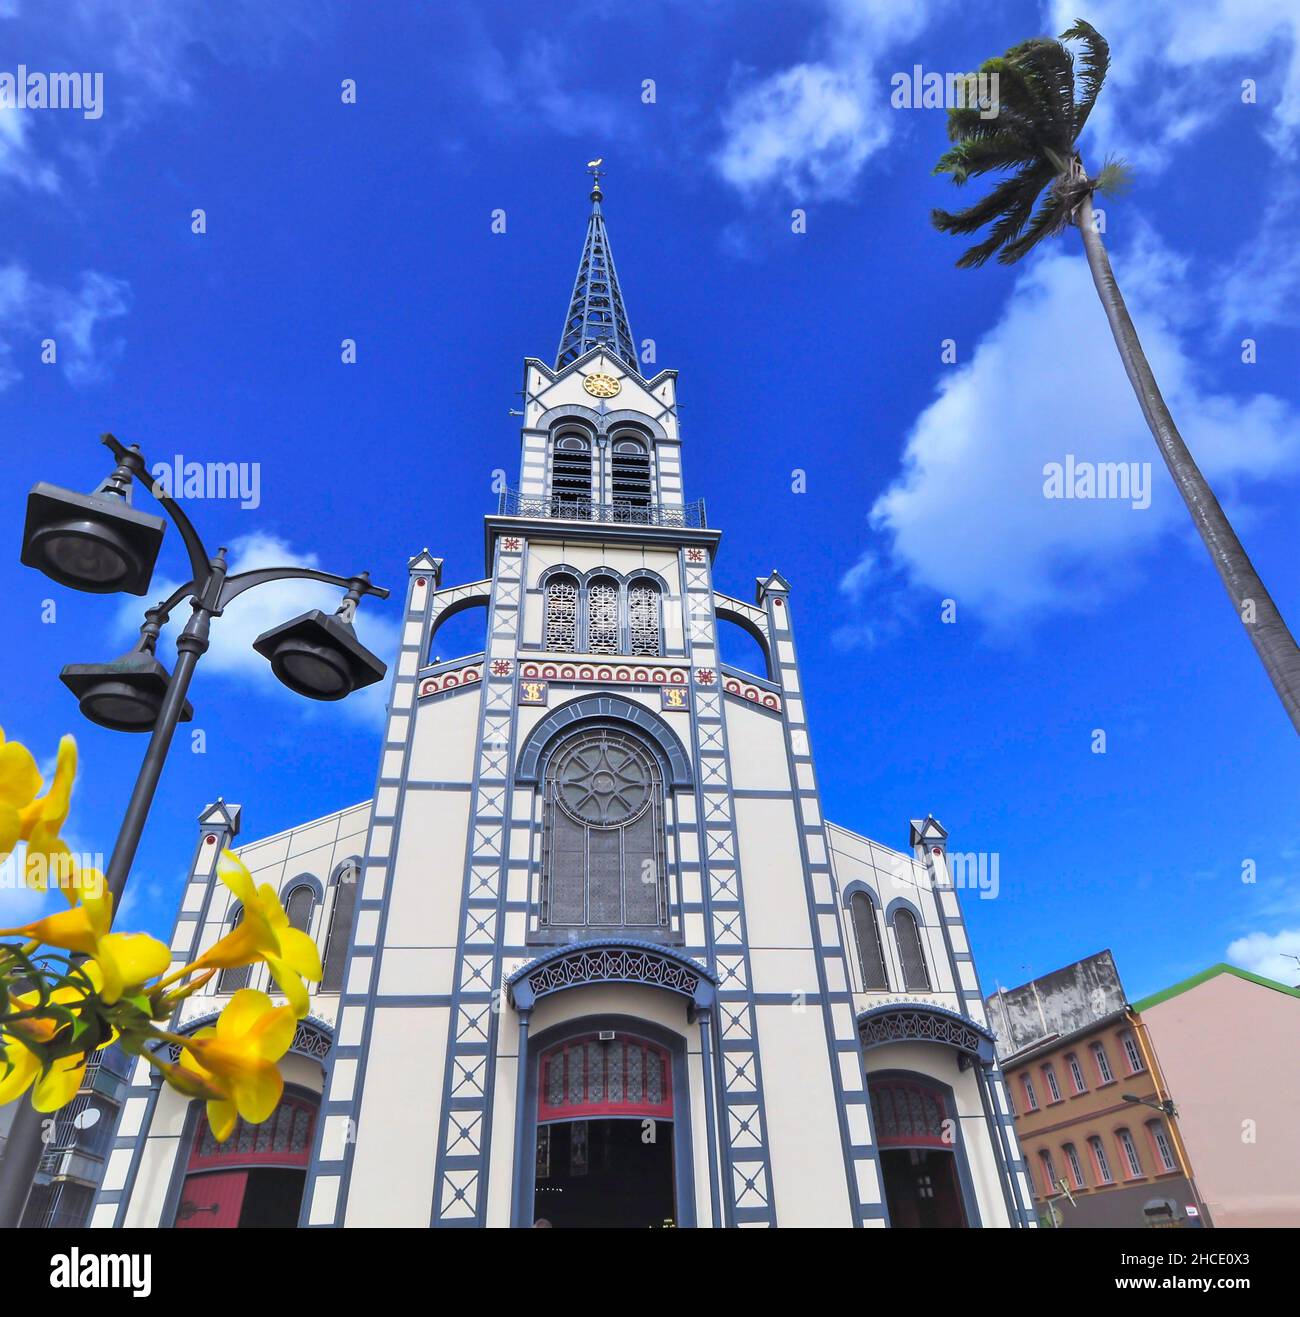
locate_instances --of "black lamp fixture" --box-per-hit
[60,609,194,733]
[21,445,165,595]
[252,576,387,701]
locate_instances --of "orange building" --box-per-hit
[987,952,1207,1229]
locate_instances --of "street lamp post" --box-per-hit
[1,434,390,1228]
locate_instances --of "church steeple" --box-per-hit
[555,162,638,375]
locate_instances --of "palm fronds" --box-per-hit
[932,18,1121,267]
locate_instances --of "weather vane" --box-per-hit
[587,157,604,199]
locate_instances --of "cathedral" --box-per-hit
[91,174,1034,1230]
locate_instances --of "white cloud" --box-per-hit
[862,231,1300,627]
[715,0,938,199]
[1051,0,1300,166]
[0,108,60,191]
[116,531,401,727]
[0,262,129,390]
[1225,927,1300,984]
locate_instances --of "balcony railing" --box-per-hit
[497,489,707,529]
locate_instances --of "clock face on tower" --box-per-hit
[583,372,622,398]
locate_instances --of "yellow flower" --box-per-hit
[0,979,100,1112]
[19,736,76,885]
[177,989,296,1141]
[185,851,321,1017]
[0,881,170,1005]
[0,727,45,861]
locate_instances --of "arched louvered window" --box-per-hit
[849,892,889,991]
[586,577,620,654]
[551,434,593,515]
[284,885,315,935]
[893,908,931,991]
[544,574,579,652]
[541,726,667,930]
[217,908,251,993]
[321,864,359,993]
[611,436,652,519]
[627,579,662,657]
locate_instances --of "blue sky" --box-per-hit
[1,0,1298,1002]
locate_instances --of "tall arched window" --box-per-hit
[217,908,251,993]
[611,436,652,518]
[849,892,889,991]
[541,726,667,930]
[321,864,359,993]
[544,574,579,652]
[627,578,662,656]
[551,434,593,514]
[585,576,620,654]
[892,908,931,991]
[284,884,315,936]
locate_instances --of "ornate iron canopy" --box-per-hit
[857,1002,996,1065]
[508,939,715,1012]
[163,1014,333,1064]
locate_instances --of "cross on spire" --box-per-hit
[556,160,639,375]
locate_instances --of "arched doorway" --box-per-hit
[533,1032,676,1228]
[870,1078,970,1228]
[173,1089,317,1229]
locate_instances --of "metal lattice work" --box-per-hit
[544,576,579,652]
[893,908,932,992]
[628,581,661,656]
[556,182,638,372]
[869,1080,948,1148]
[857,1005,992,1062]
[499,489,706,529]
[513,944,708,1008]
[850,892,890,991]
[166,1017,332,1064]
[543,727,665,928]
[586,579,619,654]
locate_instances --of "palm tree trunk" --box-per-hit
[1076,192,1300,735]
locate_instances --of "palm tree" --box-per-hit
[931,19,1300,734]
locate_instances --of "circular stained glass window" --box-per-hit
[554,731,657,826]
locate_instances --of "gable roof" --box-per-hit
[1132,962,1300,1012]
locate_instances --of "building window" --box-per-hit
[1042,1063,1062,1103]
[1066,1052,1087,1094]
[610,436,652,517]
[1147,1120,1177,1173]
[1120,1030,1144,1074]
[1088,1134,1114,1184]
[869,1079,950,1148]
[1020,1073,1039,1112]
[217,908,252,993]
[585,576,620,654]
[1091,1042,1114,1085]
[892,908,931,992]
[551,434,593,511]
[538,1035,672,1121]
[1063,1142,1086,1189]
[849,893,889,991]
[1116,1127,1143,1179]
[284,884,314,935]
[627,579,662,656]
[1038,1149,1058,1197]
[540,726,667,930]
[544,574,580,652]
[321,864,359,993]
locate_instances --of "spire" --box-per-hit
[556,160,639,375]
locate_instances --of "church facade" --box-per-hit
[91,178,1034,1230]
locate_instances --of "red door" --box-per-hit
[174,1170,247,1228]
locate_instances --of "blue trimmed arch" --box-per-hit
[516,694,692,787]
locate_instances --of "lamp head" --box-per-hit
[252,609,386,701]
[22,467,164,596]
